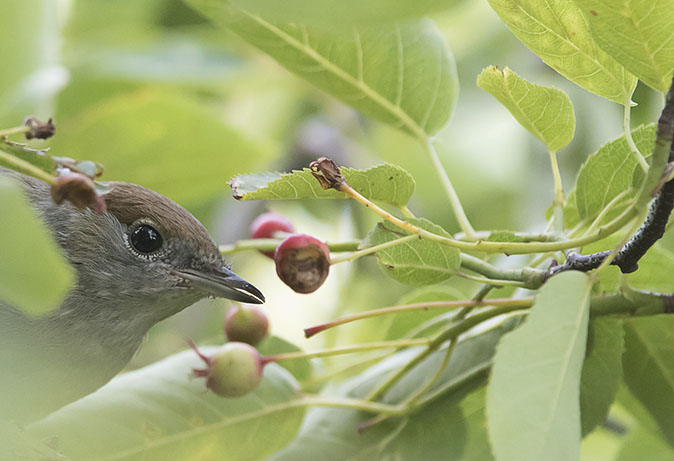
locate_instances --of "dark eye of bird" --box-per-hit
[130,224,163,254]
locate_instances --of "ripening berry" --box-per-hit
[250,212,294,258]
[191,341,264,398]
[274,234,330,294]
[225,304,269,346]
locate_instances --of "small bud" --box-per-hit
[309,157,344,190]
[274,234,330,294]
[190,341,264,398]
[225,305,269,346]
[24,117,56,140]
[50,172,106,214]
[250,212,294,258]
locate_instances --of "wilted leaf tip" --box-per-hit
[309,157,345,190]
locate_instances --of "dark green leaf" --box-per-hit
[580,317,624,436]
[623,315,674,447]
[617,424,674,461]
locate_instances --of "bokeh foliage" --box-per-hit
[1,0,674,460]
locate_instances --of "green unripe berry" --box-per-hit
[191,342,264,398]
[225,305,269,346]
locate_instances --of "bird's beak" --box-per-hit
[176,267,265,304]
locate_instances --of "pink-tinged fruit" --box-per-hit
[250,212,294,258]
[225,304,269,346]
[274,233,330,294]
[190,340,264,398]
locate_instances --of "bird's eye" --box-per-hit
[129,224,163,254]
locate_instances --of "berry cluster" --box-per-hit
[250,213,331,294]
[190,212,331,398]
[190,304,271,398]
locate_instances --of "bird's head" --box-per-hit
[44,181,264,327]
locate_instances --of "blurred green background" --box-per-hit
[0,0,661,410]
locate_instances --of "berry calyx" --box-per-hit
[225,304,269,346]
[250,212,294,258]
[190,340,264,398]
[274,234,330,294]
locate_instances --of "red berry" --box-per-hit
[225,305,269,346]
[250,213,294,258]
[191,342,264,398]
[274,234,330,294]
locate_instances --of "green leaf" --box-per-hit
[622,315,674,447]
[580,317,624,436]
[0,143,57,177]
[487,0,636,104]
[546,188,582,229]
[384,286,465,340]
[576,1,674,93]
[477,66,575,151]
[362,218,461,286]
[617,424,674,461]
[575,124,655,221]
[583,239,674,294]
[271,320,522,461]
[487,271,592,461]
[487,230,528,243]
[0,177,74,314]
[49,89,273,207]
[187,0,459,138]
[0,420,64,460]
[0,0,59,126]
[28,348,304,461]
[230,0,462,26]
[615,384,663,437]
[274,386,492,461]
[257,335,313,383]
[229,163,415,207]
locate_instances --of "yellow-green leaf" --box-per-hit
[575,124,655,221]
[576,0,674,92]
[362,218,460,286]
[488,0,637,104]
[0,176,74,314]
[188,0,459,138]
[478,66,575,151]
[229,164,415,207]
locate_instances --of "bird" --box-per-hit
[0,167,264,423]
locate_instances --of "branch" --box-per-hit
[550,76,674,276]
